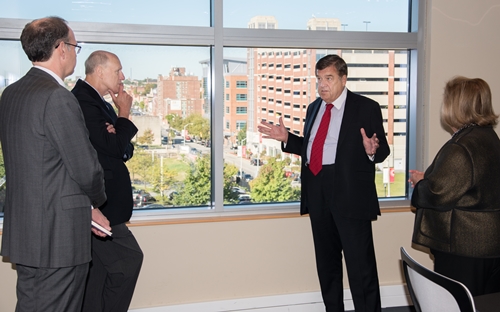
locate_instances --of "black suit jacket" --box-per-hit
[283,90,390,220]
[72,79,138,226]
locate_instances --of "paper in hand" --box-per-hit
[91,220,113,236]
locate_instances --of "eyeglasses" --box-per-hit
[64,42,82,54]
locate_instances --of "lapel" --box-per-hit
[337,90,356,149]
[303,97,323,141]
[76,79,117,123]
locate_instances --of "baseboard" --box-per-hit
[130,285,412,311]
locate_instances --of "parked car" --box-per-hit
[189,147,200,155]
[232,187,246,194]
[291,178,301,188]
[243,174,253,182]
[250,158,263,166]
[161,136,169,145]
[238,194,252,204]
[136,203,165,209]
[165,190,178,200]
[134,193,156,207]
[132,189,147,200]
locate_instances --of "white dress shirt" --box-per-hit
[307,87,348,165]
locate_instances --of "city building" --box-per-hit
[244,17,407,173]
[155,67,205,119]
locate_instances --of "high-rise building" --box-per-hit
[247,16,278,29]
[306,17,341,31]
[155,67,204,119]
[244,17,407,171]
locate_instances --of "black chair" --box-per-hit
[400,247,476,312]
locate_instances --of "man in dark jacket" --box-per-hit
[72,50,143,312]
[258,54,389,311]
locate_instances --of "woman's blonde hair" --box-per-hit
[441,76,498,129]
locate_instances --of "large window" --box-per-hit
[225,0,409,32]
[0,0,418,219]
[0,0,211,27]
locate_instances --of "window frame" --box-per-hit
[0,0,422,223]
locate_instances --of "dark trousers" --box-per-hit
[305,165,381,312]
[16,262,89,312]
[82,223,143,312]
[432,249,500,296]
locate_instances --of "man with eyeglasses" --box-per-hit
[0,16,109,311]
[64,41,82,54]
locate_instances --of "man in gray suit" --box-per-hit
[0,16,109,311]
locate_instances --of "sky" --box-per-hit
[0,0,410,82]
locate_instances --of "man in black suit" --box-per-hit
[72,50,143,312]
[258,54,389,311]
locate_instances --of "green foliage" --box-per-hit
[137,128,154,145]
[162,155,243,206]
[237,125,247,144]
[184,114,210,140]
[283,157,291,166]
[145,157,176,195]
[375,171,406,197]
[140,101,146,110]
[126,151,152,182]
[165,113,210,141]
[223,163,240,203]
[165,114,183,131]
[173,155,212,206]
[142,83,156,96]
[250,157,300,202]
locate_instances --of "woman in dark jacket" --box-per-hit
[409,76,500,296]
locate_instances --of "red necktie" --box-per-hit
[309,104,333,176]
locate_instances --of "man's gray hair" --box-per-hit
[85,50,116,75]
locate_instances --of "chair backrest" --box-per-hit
[400,247,476,312]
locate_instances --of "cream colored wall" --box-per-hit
[127,212,429,309]
[0,211,423,311]
[422,0,500,164]
[2,0,500,310]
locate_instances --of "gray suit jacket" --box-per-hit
[0,67,107,268]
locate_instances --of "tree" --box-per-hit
[184,114,210,140]
[137,128,154,145]
[142,83,156,96]
[145,156,176,200]
[173,155,212,206]
[237,125,247,144]
[165,114,183,131]
[125,151,152,182]
[169,155,242,206]
[250,157,300,202]
[138,101,146,111]
[283,157,291,166]
[223,163,240,204]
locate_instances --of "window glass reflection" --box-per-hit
[0,0,210,27]
[0,41,212,211]
[223,47,408,206]
[224,0,409,32]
